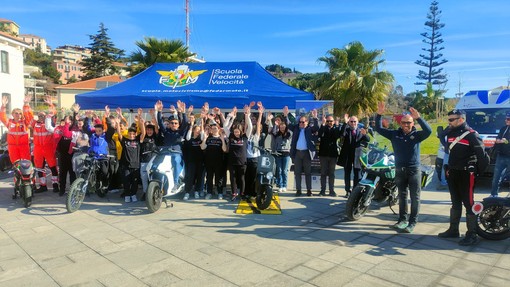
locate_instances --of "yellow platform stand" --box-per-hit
[235,194,282,215]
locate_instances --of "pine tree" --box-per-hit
[415,1,448,87]
[81,23,124,80]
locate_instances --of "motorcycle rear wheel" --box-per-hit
[476,204,510,240]
[345,185,369,221]
[256,185,273,210]
[146,181,163,213]
[67,178,86,213]
[22,185,32,208]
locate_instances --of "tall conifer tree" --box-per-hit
[415,1,448,87]
[81,23,124,80]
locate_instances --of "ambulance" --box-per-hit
[437,87,510,176]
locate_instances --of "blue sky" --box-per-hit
[5,0,510,98]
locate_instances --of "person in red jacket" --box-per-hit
[0,95,31,164]
[25,97,60,193]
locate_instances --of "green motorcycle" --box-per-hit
[345,143,398,221]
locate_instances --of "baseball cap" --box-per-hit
[505,112,510,118]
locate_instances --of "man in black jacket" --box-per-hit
[337,114,370,198]
[318,115,342,196]
[438,109,489,246]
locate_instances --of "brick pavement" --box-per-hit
[0,170,508,287]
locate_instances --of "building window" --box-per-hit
[1,51,9,74]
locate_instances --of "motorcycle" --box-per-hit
[472,171,510,240]
[66,150,113,213]
[345,142,398,221]
[11,159,36,208]
[145,147,185,213]
[253,146,278,210]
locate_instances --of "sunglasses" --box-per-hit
[401,121,413,125]
[326,120,334,123]
[448,117,460,122]
[299,121,307,124]
[506,118,510,121]
[170,122,179,125]
[349,121,357,123]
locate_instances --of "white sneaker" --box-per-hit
[124,196,131,203]
[205,193,212,200]
[282,187,287,192]
[218,194,223,200]
[131,195,138,202]
[183,193,190,201]
[194,191,200,199]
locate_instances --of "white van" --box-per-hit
[437,87,510,176]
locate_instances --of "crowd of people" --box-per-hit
[0,95,496,246]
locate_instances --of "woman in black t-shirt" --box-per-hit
[201,121,227,199]
[183,113,205,200]
[227,105,253,200]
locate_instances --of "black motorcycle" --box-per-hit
[473,171,510,240]
[11,159,36,208]
[66,151,112,213]
[253,147,278,210]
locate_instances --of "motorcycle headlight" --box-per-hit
[266,172,273,180]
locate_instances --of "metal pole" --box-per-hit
[185,0,190,48]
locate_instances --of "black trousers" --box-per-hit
[245,158,258,196]
[206,161,224,194]
[58,151,76,190]
[343,155,360,192]
[230,164,247,195]
[123,166,140,197]
[447,169,476,215]
[185,160,204,193]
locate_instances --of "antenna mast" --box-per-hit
[185,0,190,48]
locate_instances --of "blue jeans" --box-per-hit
[171,153,184,185]
[491,154,510,196]
[275,155,290,188]
[395,167,421,225]
[440,153,449,186]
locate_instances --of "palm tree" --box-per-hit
[317,41,394,117]
[128,37,196,76]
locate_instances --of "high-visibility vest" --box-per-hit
[32,121,54,147]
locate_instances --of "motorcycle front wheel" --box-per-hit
[22,185,32,208]
[476,204,510,240]
[345,185,370,221]
[146,181,163,213]
[67,178,86,213]
[256,184,273,210]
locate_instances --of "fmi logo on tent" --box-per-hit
[157,65,207,89]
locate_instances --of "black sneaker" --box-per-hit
[329,191,337,197]
[319,191,326,196]
[52,183,60,194]
[307,190,312,197]
[34,185,48,193]
[459,233,480,246]
[295,191,302,197]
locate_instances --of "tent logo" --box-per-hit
[156,65,207,89]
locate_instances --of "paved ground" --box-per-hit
[0,169,508,287]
